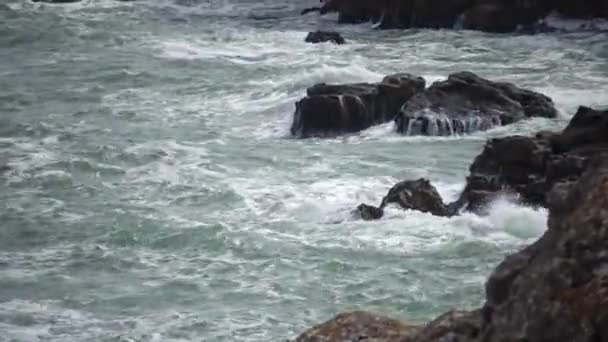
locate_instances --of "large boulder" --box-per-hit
[395,72,557,136]
[291,74,425,138]
[294,156,608,342]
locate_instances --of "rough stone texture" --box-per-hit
[294,143,608,342]
[292,311,419,342]
[310,0,608,32]
[305,31,346,45]
[357,179,454,221]
[291,74,425,138]
[478,156,608,342]
[395,72,557,136]
[458,106,607,212]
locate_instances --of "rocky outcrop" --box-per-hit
[291,74,425,138]
[310,0,608,33]
[395,72,557,136]
[292,72,556,138]
[359,106,606,220]
[305,31,346,45]
[294,151,608,342]
[356,179,455,220]
[458,106,607,212]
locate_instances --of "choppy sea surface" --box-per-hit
[1,0,607,341]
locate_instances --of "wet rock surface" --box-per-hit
[291,74,425,138]
[305,31,346,45]
[395,72,557,136]
[295,135,608,342]
[311,0,608,32]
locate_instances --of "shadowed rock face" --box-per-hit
[292,72,556,138]
[357,106,607,221]
[395,72,557,136]
[291,74,425,138]
[294,151,608,342]
[312,0,608,32]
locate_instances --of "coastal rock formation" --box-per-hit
[357,179,454,220]
[458,106,606,212]
[292,72,556,138]
[305,31,346,45]
[360,106,606,220]
[310,0,608,33]
[395,72,557,136]
[294,153,608,342]
[291,74,425,137]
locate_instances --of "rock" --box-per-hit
[380,179,453,216]
[356,178,455,221]
[294,156,608,342]
[478,157,608,342]
[305,31,346,45]
[457,106,607,211]
[356,203,384,221]
[32,0,82,2]
[313,0,608,32]
[395,72,557,136]
[291,74,425,138]
[292,311,419,342]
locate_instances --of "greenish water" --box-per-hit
[1,1,607,341]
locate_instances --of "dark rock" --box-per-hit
[395,72,557,136]
[356,178,455,221]
[313,0,608,32]
[456,106,607,211]
[293,156,608,342]
[380,179,453,216]
[356,203,384,221]
[292,311,419,342]
[32,0,81,2]
[291,74,425,138]
[305,31,346,45]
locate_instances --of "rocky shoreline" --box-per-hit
[303,0,608,33]
[293,106,608,341]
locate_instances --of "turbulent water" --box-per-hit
[1,0,608,341]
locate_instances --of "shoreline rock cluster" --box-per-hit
[293,106,608,341]
[291,71,557,138]
[358,106,607,220]
[303,0,608,33]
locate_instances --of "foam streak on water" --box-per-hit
[0,0,607,341]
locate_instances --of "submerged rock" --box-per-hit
[305,31,346,45]
[294,153,608,342]
[395,72,557,136]
[291,74,425,138]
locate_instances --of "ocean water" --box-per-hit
[1,0,607,341]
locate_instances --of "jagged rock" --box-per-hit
[305,31,346,45]
[380,179,453,216]
[356,179,455,221]
[395,72,557,136]
[457,106,607,211]
[291,74,425,138]
[311,0,608,32]
[478,157,608,342]
[292,311,419,342]
[294,154,608,342]
[356,203,384,221]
